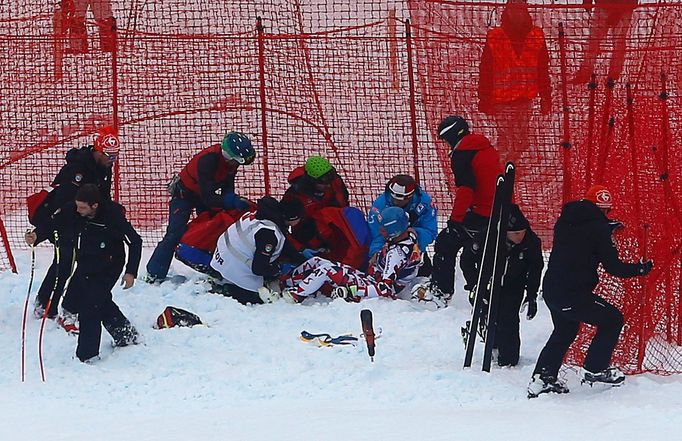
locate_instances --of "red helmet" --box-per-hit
[386,174,416,202]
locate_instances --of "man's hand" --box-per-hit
[121,273,135,289]
[521,295,538,320]
[25,230,37,246]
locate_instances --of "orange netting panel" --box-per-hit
[1,0,681,373]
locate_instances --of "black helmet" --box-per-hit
[507,204,529,231]
[437,115,469,148]
[255,196,284,227]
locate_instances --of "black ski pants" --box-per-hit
[223,283,264,305]
[495,284,525,366]
[37,239,75,317]
[69,269,136,362]
[432,212,488,295]
[533,292,624,377]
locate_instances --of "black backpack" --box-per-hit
[154,306,203,329]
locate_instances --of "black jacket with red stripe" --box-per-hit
[449,134,502,222]
[31,146,113,229]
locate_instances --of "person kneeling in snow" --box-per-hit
[27,184,142,362]
[280,207,441,308]
[209,196,305,305]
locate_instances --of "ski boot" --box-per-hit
[331,285,360,302]
[581,367,625,387]
[57,308,79,335]
[527,371,570,399]
[410,282,447,310]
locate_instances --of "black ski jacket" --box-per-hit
[35,200,142,277]
[543,200,641,307]
[503,228,543,299]
[33,147,113,227]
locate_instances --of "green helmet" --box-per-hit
[221,131,255,165]
[304,155,333,179]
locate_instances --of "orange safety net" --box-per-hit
[0,0,681,373]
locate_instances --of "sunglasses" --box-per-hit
[105,152,119,161]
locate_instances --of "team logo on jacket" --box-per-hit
[100,242,106,248]
[264,244,273,253]
[74,174,83,183]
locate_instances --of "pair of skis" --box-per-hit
[463,162,515,372]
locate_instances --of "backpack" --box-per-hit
[154,306,203,329]
[26,187,55,226]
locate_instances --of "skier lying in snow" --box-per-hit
[278,207,446,309]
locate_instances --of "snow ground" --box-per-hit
[2,248,682,441]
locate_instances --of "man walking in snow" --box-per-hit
[27,126,119,333]
[27,184,142,362]
[527,185,652,398]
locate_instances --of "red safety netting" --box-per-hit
[1,0,681,373]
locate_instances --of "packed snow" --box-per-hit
[2,248,681,440]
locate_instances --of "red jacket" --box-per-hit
[478,26,551,110]
[450,134,502,222]
[289,207,369,269]
[282,166,349,219]
[179,144,239,208]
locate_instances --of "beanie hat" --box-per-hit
[507,204,529,231]
[304,156,333,180]
[585,185,612,209]
[94,126,120,154]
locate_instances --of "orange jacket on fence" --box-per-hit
[478,5,551,113]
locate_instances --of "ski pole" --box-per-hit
[20,244,36,382]
[38,231,60,382]
[360,309,375,362]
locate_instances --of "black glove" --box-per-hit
[521,295,538,320]
[638,259,653,276]
[466,284,477,306]
[446,219,463,241]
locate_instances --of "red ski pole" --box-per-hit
[38,231,61,382]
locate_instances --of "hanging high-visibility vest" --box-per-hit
[486,26,546,104]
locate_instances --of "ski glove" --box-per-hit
[521,295,538,320]
[638,259,653,276]
[222,192,250,210]
[302,248,319,259]
[444,220,464,244]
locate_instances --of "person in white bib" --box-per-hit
[210,196,304,304]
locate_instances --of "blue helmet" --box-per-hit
[379,206,409,239]
[221,131,256,165]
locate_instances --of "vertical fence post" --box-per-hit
[256,17,271,195]
[627,82,646,372]
[111,43,121,202]
[557,23,571,203]
[595,77,616,183]
[0,216,17,273]
[405,19,420,185]
[585,74,597,185]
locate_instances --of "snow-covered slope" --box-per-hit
[2,249,681,440]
